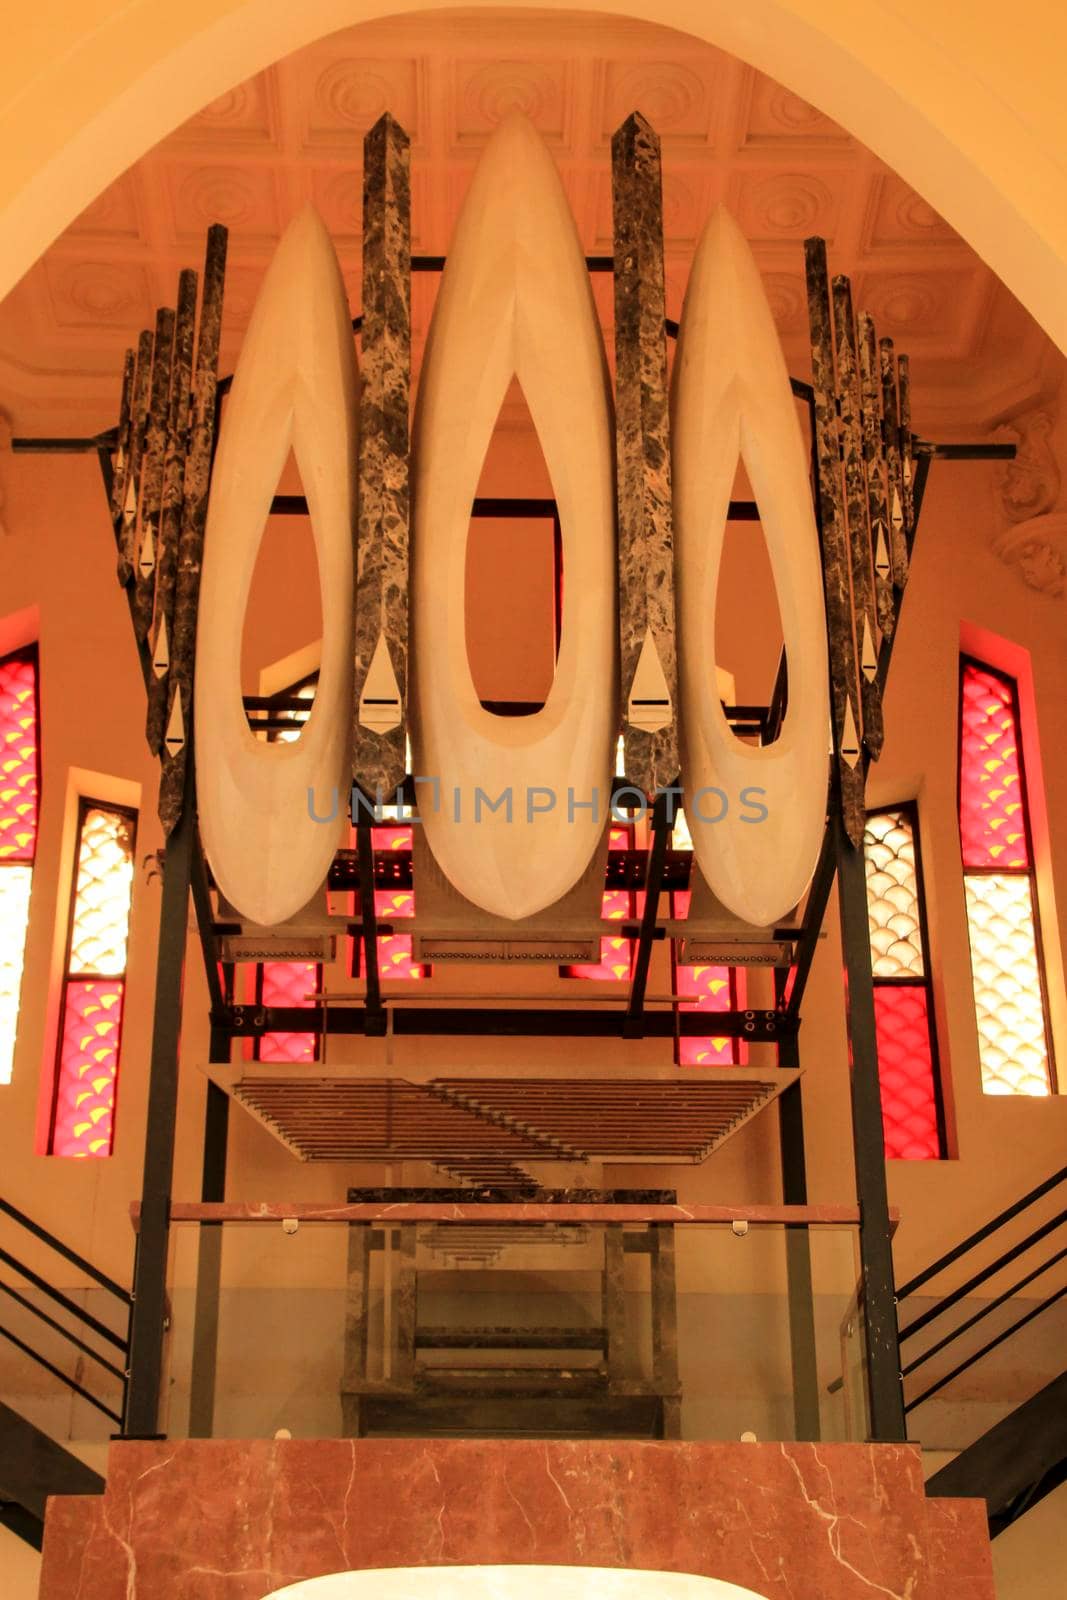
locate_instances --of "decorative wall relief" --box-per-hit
[991,409,1066,597]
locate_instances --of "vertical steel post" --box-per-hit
[776,1017,822,1441]
[835,809,906,1439]
[123,760,196,1437]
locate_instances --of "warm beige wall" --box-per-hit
[1,1,1067,353]
[3,375,1067,1298]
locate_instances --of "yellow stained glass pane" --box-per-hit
[863,810,925,978]
[0,864,33,1083]
[69,807,135,977]
[964,873,1051,1097]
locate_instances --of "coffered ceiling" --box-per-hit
[0,9,1060,436]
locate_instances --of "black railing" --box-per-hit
[0,1197,131,1429]
[896,1166,1067,1415]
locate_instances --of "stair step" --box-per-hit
[0,1401,105,1529]
[416,1326,607,1350]
[414,1366,608,1397]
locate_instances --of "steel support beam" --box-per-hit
[834,809,906,1440]
[123,759,196,1438]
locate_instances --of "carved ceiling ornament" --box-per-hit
[997,408,1060,523]
[990,407,1065,599]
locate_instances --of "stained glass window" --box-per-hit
[562,825,636,981]
[0,645,40,1086]
[49,800,136,1156]
[255,960,320,1063]
[668,809,743,1066]
[352,824,429,982]
[863,805,943,1159]
[958,659,1052,1096]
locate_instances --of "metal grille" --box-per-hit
[873,986,940,1159]
[959,663,1028,869]
[50,980,124,1158]
[68,807,135,976]
[964,873,1051,1097]
[864,809,925,978]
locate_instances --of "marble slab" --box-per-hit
[353,112,411,800]
[612,112,680,797]
[39,1438,995,1600]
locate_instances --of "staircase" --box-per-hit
[897,1165,1067,1537]
[0,1402,105,1550]
[0,1197,129,1548]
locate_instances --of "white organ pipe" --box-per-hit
[195,205,357,927]
[671,205,830,926]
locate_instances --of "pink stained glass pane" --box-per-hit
[564,826,634,980]
[258,961,319,1063]
[373,825,426,981]
[959,664,1028,869]
[0,650,39,863]
[671,889,741,1067]
[50,980,124,1157]
[873,985,941,1159]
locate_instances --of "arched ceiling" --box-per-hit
[0,10,1059,435]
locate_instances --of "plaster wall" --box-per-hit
[1,369,1066,1446]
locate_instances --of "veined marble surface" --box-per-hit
[39,1438,995,1600]
[265,1566,770,1600]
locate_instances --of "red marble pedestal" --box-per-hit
[38,1438,994,1600]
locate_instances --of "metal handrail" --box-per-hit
[0,1321,124,1427]
[891,1168,1066,1415]
[904,1284,1067,1414]
[0,1197,131,1426]
[898,1211,1065,1343]
[896,1165,1067,1301]
[0,1246,127,1351]
[0,1197,131,1305]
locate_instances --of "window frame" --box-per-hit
[0,642,42,1086]
[47,793,138,1155]
[864,800,948,1159]
[957,653,1056,1095]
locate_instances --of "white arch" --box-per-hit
[2,2,1067,355]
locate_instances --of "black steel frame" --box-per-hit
[11,251,1017,1444]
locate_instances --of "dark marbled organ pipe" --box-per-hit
[147,268,198,756]
[804,236,865,848]
[612,111,680,797]
[159,223,227,837]
[857,312,896,642]
[117,328,154,587]
[897,351,917,551]
[831,276,884,761]
[353,111,412,801]
[132,305,176,644]
[879,336,910,593]
[109,348,135,537]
